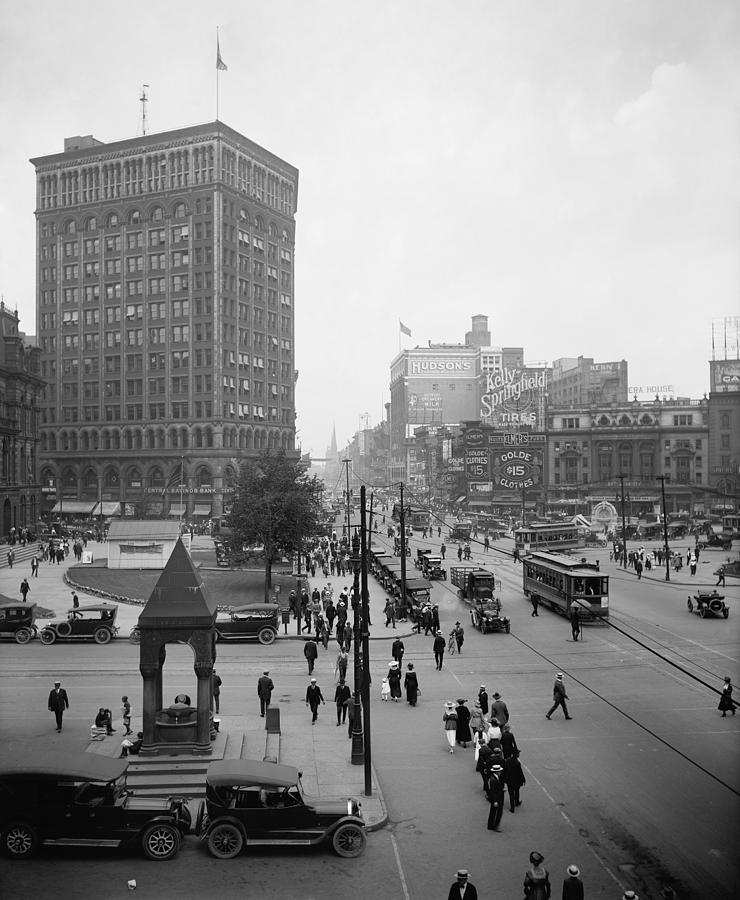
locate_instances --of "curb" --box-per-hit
[366,763,389,832]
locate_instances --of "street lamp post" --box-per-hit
[658,475,671,581]
[350,531,364,765]
[618,474,628,570]
[360,486,372,795]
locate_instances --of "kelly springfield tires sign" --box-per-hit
[462,427,545,496]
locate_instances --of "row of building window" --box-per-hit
[52,402,289,423]
[43,422,293,454]
[38,146,296,217]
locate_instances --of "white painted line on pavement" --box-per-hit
[523,763,625,893]
[390,832,412,900]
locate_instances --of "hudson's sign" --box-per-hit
[409,358,474,375]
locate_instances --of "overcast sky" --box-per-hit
[1,1,738,458]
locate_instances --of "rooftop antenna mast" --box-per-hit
[139,84,149,136]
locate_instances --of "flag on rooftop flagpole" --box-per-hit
[399,320,412,337]
[217,35,228,71]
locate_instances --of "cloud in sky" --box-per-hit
[0,0,737,456]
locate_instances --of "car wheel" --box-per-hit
[723,608,729,619]
[39,629,56,645]
[129,627,141,644]
[3,822,38,858]
[93,627,112,645]
[710,599,724,614]
[14,628,32,645]
[687,598,693,612]
[258,627,276,645]
[699,607,706,618]
[332,822,366,858]
[207,822,244,859]
[56,620,72,638]
[505,623,511,634]
[141,822,181,861]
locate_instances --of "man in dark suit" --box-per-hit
[48,680,69,732]
[305,678,324,723]
[447,868,478,900]
[257,671,274,717]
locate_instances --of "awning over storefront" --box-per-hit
[168,504,186,517]
[91,502,121,517]
[192,504,212,517]
[455,496,466,503]
[51,501,95,515]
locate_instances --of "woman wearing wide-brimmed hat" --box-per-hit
[403,663,419,706]
[455,699,472,747]
[443,701,458,753]
[387,661,402,702]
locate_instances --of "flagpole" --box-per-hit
[216,27,220,120]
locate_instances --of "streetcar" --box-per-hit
[514,521,586,554]
[522,551,609,620]
[392,504,432,532]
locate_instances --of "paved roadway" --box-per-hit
[0,527,737,899]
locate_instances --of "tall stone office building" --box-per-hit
[32,122,298,523]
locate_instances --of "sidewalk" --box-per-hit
[0,537,390,831]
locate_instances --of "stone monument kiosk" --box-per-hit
[138,538,218,755]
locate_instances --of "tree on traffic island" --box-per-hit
[226,451,323,600]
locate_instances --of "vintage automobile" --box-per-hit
[421,555,447,580]
[696,534,732,551]
[448,522,472,543]
[38,602,119,645]
[197,759,366,859]
[214,603,279,644]
[687,590,729,619]
[0,599,38,644]
[0,751,191,860]
[414,548,433,569]
[469,597,511,634]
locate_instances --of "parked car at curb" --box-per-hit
[197,759,366,859]
[39,602,119,645]
[214,604,278,644]
[0,751,191,861]
[0,599,38,644]
[687,590,729,619]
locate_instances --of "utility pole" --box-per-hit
[398,482,408,615]
[360,486,372,795]
[367,492,375,552]
[344,459,351,541]
[350,530,364,765]
[657,475,671,582]
[618,474,628,570]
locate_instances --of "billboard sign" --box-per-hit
[409,357,474,377]
[480,367,548,426]
[710,361,740,393]
[491,448,541,489]
[465,448,489,479]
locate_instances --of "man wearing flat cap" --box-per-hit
[447,868,477,900]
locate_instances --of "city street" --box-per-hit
[0,531,737,899]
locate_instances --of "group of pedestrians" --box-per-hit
[447,853,596,900]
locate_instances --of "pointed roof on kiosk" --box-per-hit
[138,537,217,629]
